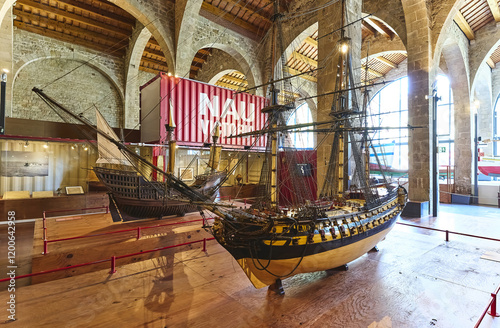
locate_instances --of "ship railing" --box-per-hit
[42,212,214,255]
[0,237,215,284]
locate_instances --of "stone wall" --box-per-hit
[0,7,13,118]
[12,30,125,128]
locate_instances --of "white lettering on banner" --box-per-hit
[199,93,256,139]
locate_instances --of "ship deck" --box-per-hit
[1,203,500,327]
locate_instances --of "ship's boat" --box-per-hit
[204,0,408,290]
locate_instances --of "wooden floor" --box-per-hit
[1,204,500,327]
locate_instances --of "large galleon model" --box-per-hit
[205,0,408,291]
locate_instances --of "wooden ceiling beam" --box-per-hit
[487,57,496,69]
[361,66,383,77]
[140,57,168,71]
[361,20,378,36]
[375,56,397,68]
[486,0,500,22]
[192,56,207,64]
[303,37,318,48]
[215,81,246,90]
[220,75,248,84]
[18,0,131,38]
[364,18,393,39]
[143,48,166,59]
[14,10,128,48]
[13,20,124,56]
[139,65,162,74]
[285,67,317,83]
[201,2,264,38]
[53,0,135,27]
[223,0,271,23]
[290,51,317,68]
[454,11,475,40]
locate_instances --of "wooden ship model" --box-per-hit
[203,0,408,291]
[33,88,225,220]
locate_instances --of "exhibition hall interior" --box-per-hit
[1,0,500,326]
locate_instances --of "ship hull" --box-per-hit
[110,195,197,218]
[213,187,406,288]
[94,166,221,219]
[234,216,397,288]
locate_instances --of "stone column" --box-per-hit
[402,0,433,215]
[442,43,472,195]
[0,6,13,117]
[316,0,361,194]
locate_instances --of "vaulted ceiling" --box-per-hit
[11,0,500,92]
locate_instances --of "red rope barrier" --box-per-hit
[396,222,500,243]
[0,237,215,283]
[42,218,211,254]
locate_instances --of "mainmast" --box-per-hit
[268,0,281,209]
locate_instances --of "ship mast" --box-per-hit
[166,100,176,175]
[267,0,283,209]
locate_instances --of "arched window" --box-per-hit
[287,102,314,149]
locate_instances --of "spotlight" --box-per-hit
[71,144,76,150]
[24,141,29,148]
[341,43,349,54]
[83,146,88,151]
[43,142,49,149]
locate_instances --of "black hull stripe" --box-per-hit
[222,213,400,260]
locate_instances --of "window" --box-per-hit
[367,75,454,181]
[435,75,454,170]
[367,77,409,172]
[287,102,314,149]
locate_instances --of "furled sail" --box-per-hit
[95,108,130,165]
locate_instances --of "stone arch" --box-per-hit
[175,0,262,88]
[185,43,260,95]
[469,20,500,91]
[441,38,472,194]
[108,0,175,72]
[13,57,124,128]
[0,0,15,26]
[124,23,152,129]
[362,0,407,48]
[208,69,235,86]
[430,0,466,58]
[197,49,256,93]
[432,0,467,76]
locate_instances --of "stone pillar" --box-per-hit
[402,0,433,215]
[124,22,152,130]
[442,43,472,195]
[0,6,13,117]
[317,0,361,194]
